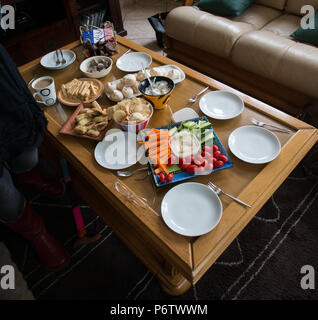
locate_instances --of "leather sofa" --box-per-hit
[164,0,318,115]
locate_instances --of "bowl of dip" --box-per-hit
[169,131,201,159]
[138,76,175,110]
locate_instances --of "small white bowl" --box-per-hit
[80,56,113,78]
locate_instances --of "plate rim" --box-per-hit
[94,131,140,169]
[199,90,244,120]
[161,182,223,237]
[228,125,281,164]
[40,49,76,70]
[116,52,152,72]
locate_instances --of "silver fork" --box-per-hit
[59,50,66,64]
[55,50,60,65]
[251,118,291,133]
[117,167,148,177]
[208,182,251,208]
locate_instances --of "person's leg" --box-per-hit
[0,167,25,222]
[10,148,65,198]
[9,148,39,173]
[0,165,69,271]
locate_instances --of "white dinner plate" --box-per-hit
[228,125,281,164]
[159,65,186,84]
[116,52,152,72]
[199,90,244,120]
[94,131,143,169]
[161,182,222,237]
[40,50,76,70]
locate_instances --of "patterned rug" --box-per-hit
[1,128,317,300]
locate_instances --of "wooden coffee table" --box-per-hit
[19,37,318,296]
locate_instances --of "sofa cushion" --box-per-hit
[285,0,318,15]
[262,14,300,37]
[165,6,254,58]
[274,42,318,98]
[232,30,318,97]
[232,4,282,29]
[255,0,287,10]
[291,11,318,46]
[232,30,294,79]
[194,0,253,17]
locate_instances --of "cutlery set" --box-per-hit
[55,50,66,65]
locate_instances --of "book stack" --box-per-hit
[80,9,106,28]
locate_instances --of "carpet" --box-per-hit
[0,130,317,301]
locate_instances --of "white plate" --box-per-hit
[161,182,222,237]
[40,50,76,70]
[199,90,244,120]
[228,125,281,164]
[116,52,152,72]
[159,65,185,84]
[105,78,141,102]
[94,131,143,169]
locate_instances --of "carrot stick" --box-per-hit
[154,167,162,175]
[159,164,169,175]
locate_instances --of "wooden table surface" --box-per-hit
[19,36,318,296]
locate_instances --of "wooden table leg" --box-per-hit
[157,261,192,296]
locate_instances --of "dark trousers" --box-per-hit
[0,148,38,222]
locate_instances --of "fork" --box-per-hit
[59,50,66,64]
[208,182,251,208]
[251,118,291,133]
[55,50,60,65]
[117,167,148,177]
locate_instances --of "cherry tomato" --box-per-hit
[186,164,197,173]
[165,173,174,182]
[196,166,205,175]
[201,159,208,168]
[218,155,228,163]
[214,160,224,168]
[179,157,184,165]
[202,151,212,159]
[203,145,212,153]
[206,163,213,172]
[181,163,189,171]
[194,154,204,165]
[214,150,221,158]
[213,144,219,153]
[212,157,218,165]
[167,157,173,167]
[159,173,166,183]
[184,156,192,164]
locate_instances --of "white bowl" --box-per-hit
[80,56,113,78]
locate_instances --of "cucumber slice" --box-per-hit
[183,121,197,129]
[201,132,214,145]
[169,126,178,136]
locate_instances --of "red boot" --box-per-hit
[6,201,69,271]
[13,167,65,198]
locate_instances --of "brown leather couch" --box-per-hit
[164,0,318,115]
